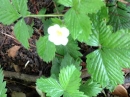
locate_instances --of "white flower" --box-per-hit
[48,24,69,45]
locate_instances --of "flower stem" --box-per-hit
[26,14,64,18]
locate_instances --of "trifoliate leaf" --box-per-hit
[59,65,81,93]
[86,16,130,86]
[0,0,30,25]
[12,0,30,16]
[64,8,92,43]
[36,36,56,62]
[0,68,7,97]
[14,19,31,49]
[107,1,130,31]
[36,77,64,97]
[37,65,87,97]
[80,79,102,97]
[0,0,31,48]
[0,0,21,24]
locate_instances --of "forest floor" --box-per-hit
[0,0,130,97]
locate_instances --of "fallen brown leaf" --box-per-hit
[7,45,20,58]
[112,85,128,97]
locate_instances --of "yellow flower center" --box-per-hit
[56,30,62,36]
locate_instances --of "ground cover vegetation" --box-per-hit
[0,0,130,97]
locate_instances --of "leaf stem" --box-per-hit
[26,14,64,18]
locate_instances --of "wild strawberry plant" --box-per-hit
[0,0,130,97]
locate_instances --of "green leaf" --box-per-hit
[80,79,102,97]
[0,0,21,24]
[58,0,104,14]
[87,49,124,86]
[43,19,52,35]
[36,36,56,62]
[12,0,30,16]
[14,19,31,49]
[56,37,82,59]
[63,90,88,97]
[58,0,73,7]
[38,8,46,15]
[0,0,31,48]
[27,25,33,37]
[60,54,81,70]
[37,65,87,97]
[59,65,81,93]
[51,18,63,26]
[60,54,73,69]
[107,1,130,31]
[0,68,7,97]
[86,16,130,86]
[66,37,82,58]
[0,0,30,25]
[38,8,46,22]
[87,20,112,46]
[77,0,105,14]
[87,6,109,46]
[36,77,64,97]
[64,8,92,43]
[51,58,60,77]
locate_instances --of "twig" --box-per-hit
[4,70,40,82]
[1,29,16,39]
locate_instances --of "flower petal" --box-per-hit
[48,24,60,35]
[61,37,68,45]
[48,26,55,35]
[49,35,61,45]
[61,27,69,37]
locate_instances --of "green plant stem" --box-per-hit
[26,14,64,18]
